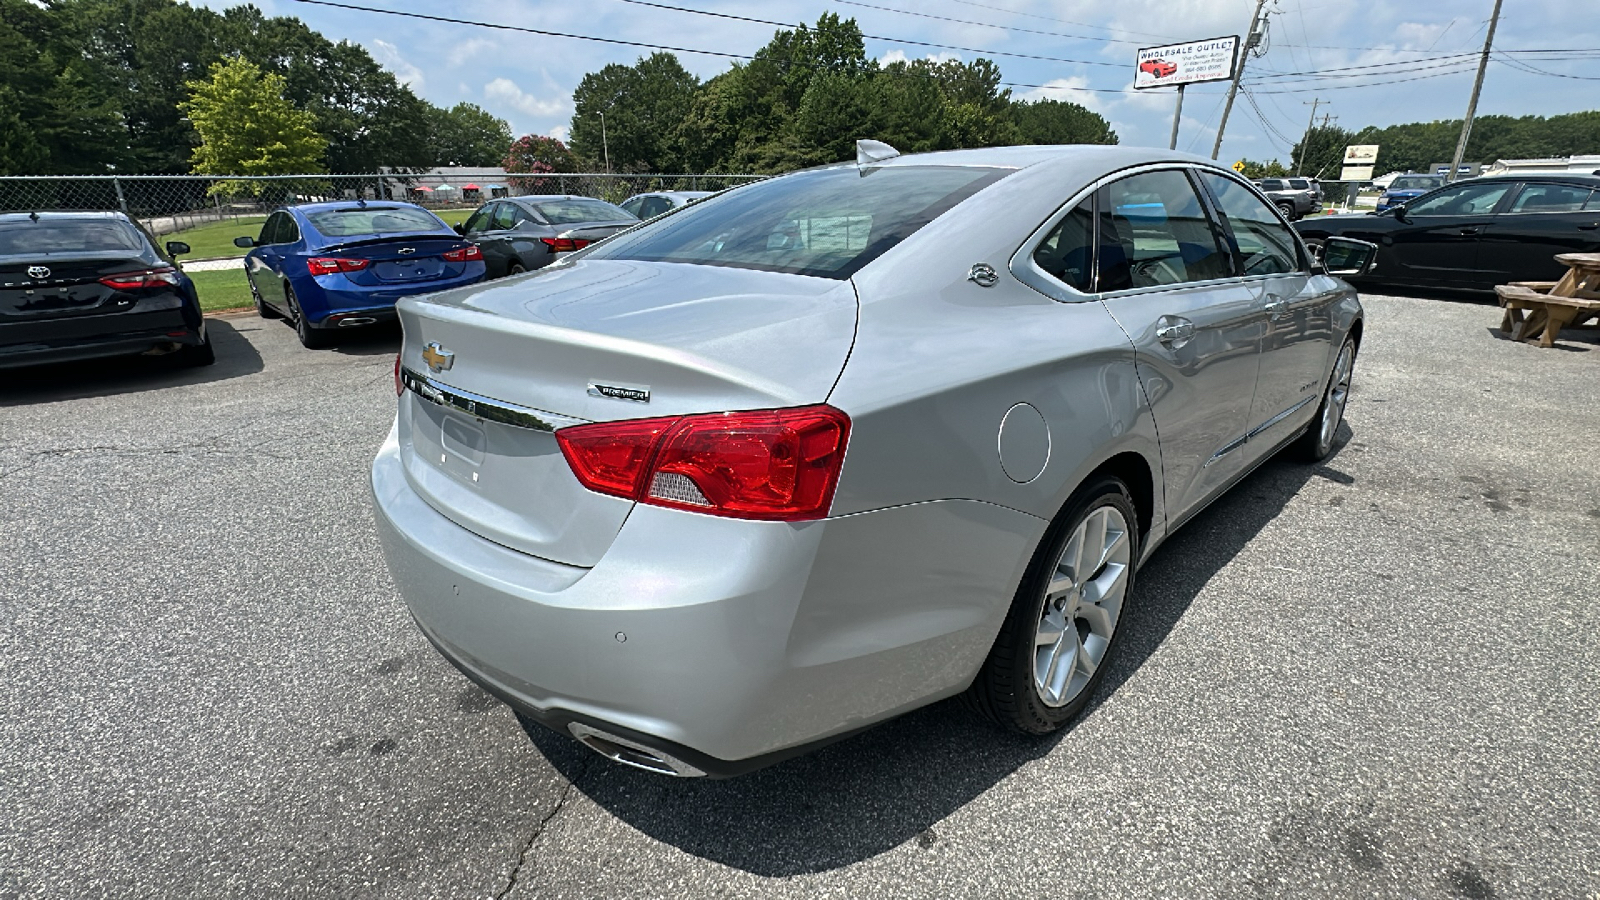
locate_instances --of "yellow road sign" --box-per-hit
[1232,160,1247,173]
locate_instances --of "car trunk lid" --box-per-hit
[323,235,473,285]
[393,257,858,567]
[0,252,159,320]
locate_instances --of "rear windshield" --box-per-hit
[582,165,1009,279]
[528,198,634,225]
[306,207,444,237]
[1391,177,1444,191]
[0,220,147,257]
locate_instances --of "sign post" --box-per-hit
[1135,36,1241,152]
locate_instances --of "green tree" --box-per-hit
[503,134,578,190]
[571,52,701,171]
[180,57,327,192]
[1010,99,1118,146]
[427,103,512,167]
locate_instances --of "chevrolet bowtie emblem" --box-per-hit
[421,342,454,373]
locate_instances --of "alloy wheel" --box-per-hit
[1319,342,1354,452]
[1033,505,1131,708]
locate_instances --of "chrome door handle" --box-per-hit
[1264,295,1288,320]
[1459,227,1481,236]
[1155,319,1194,343]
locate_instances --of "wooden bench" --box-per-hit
[1494,253,1600,348]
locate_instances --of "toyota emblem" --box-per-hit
[27,266,50,279]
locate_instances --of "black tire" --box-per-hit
[1293,335,1357,462]
[508,262,526,276]
[251,277,280,319]
[1276,201,1296,221]
[287,286,331,349]
[172,331,216,368]
[964,476,1141,734]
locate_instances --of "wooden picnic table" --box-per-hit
[1494,252,1600,348]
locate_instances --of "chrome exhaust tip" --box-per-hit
[336,316,377,327]
[568,723,705,777]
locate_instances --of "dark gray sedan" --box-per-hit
[457,196,638,278]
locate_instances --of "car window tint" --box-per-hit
[1586,191,1600,211]
[1389,176,1444,191]
[464,207,492,233]
[1096,169,1232,292]
[1200,172,1299,277]
[1406,182,1513,216]
[1287,179,1310,190]
[585,165,1009,280]
[307,206,441,236]
[621,198,644,217]
[641,197,672,218]
[0,219,146,256]
[258,214,280,245]
[1032,197,1095,292]
[528,198,632,225]
[492,203,518,230]
[1509,184,1593,213]
[279,215,301,243]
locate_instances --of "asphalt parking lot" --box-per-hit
[2,293,1597,899]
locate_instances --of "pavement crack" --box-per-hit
[494,758,596,900]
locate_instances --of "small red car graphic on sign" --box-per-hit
[1140,59,1178,78]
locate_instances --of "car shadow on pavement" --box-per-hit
[0,317,264,406]
[519,428,1355,876]
[329,322,402,356]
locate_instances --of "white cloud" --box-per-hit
[1015,76,1106,113]
[878,49,963,67]
[483,78,567,118]
[370,39,423,91]
[547,124,571,142]
[448,39,496,68]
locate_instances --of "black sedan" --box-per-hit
[0,211,212,370]
[457,196,638,278]
[1295,174,1600,292]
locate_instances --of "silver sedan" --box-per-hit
[371,143,1375,777]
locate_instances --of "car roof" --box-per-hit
[0,210,134,224]
[285,200,433,215]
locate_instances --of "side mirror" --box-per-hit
[234,236,256,248]
[166,240,190,257]
[1320,236,1378,278]
[1390,205,1408,222]
[453,223,467,235]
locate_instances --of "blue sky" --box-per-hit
[212,0,1599,170]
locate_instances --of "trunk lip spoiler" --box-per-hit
[400,365,587,433]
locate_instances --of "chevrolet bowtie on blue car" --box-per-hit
[237,201,486,348]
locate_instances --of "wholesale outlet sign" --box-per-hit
[1134,37,1240,89]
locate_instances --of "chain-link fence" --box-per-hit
[0,172,763,246]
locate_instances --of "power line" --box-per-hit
[1248,62,1479,93]
[1493,51,1600,80]
[615,0,1130,68]
[829,0,1147,46]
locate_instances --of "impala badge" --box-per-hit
[27,266,49,279]
[588,382,650,403]
[967,262,998,287]
[421,342,454,373]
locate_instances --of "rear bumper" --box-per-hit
[369,424,1037,773]
[295,264,487,324]
[0,303,203,369]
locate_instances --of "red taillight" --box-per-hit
[442,245,483,262]
[539,237,590,253]
[307,256,372,275]
[393,354,403,397]
[98,267,181,290]
[556,405,851,521]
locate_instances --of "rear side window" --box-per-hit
[1508,184,1594,213]
[620,197,644,217]
[640,197,674,218]
[1097,170,1232,291]
[1032,198,1095,292]
[0,219,147,256]
[306,207,443,237]
[1288,178,1311,190]
[584,165,1008,280]
[492,203,519,230]
[1199,172,1301,276]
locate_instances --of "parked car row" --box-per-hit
[1253,177,1322,220]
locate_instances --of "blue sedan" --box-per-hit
[236,201,486,348]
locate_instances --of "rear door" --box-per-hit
[1478,183,1600,285]
[1386,181,1515,285]
[1090,167,1265,525]
[464,203,511,275]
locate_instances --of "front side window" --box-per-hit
[258,214,281,245]
[1406,183,1513,216]
[1200,172,1300,276]
[1032,197,1095,292]
[620,197,645,217]
[640,197,673,219]
[463,206,493,233]
[584,165,1009,280]
[1097,169,1232,291]
[279,215,301,244]
[1507,183,1594,214]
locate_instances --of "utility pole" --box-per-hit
[1448,0,1503,182]
[1295,98,1321,175]
[598,110,611,174]
[1168,85,1186,151]
[1211,0,1270,160]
